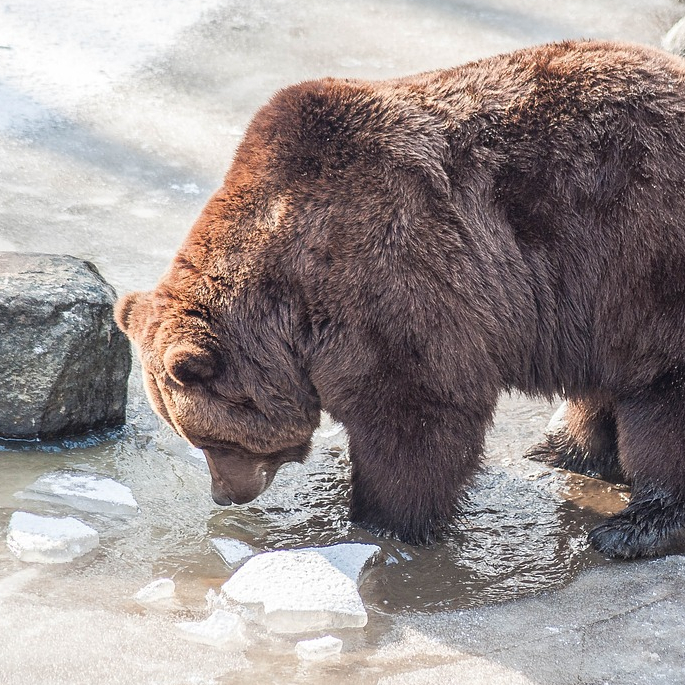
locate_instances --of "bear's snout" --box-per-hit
[202,446,277,506]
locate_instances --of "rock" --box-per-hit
[663,16,685,55]
[175,610,248,649]
[220,543,380,634]
[6,511,99,563]
[0,252,131,439]
[210,538,255,567]
[17,471,139,515]
[295,635,343,661]
[134,578,176,604]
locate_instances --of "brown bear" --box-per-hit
[116,40,685,559]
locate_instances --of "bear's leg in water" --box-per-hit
[346,402,491,546]
[588,382,685,558]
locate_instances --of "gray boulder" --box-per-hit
[0,253,131,440]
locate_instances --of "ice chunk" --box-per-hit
[6,511,99,563]
[175,610,248,649]
[296,635,343,661]
[134,578,175,604]
[300,543,381,585]
[205,588,229,614]
[211,538,255,567]
[17,471,139,516]
[220,544,380,633]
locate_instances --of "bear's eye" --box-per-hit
[184,308,206,320]
[213,388,259,411]
[225,396,258,411]
[238,397,259,411]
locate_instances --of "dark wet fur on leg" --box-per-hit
[588,490,685,559]
[350,495,470,546]
[526,429,627,484]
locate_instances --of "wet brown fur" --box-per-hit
[116,40,685,556]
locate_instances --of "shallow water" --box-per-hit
[0,383,629,684]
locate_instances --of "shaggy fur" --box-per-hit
[116,40,685,557]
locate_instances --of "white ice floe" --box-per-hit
[210,539,255,568]
[6,511,99,563]
[296,635,343,661]
[175,610,248,649]
[17,471,139,516]
[301,543,381,585]
[220,543,380,634]
[134,578,176,604]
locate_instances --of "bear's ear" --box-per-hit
[163,342,221,386]
[115,291,149,338]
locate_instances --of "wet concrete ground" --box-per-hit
[1,1,685,683]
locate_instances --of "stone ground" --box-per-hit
[1,1,685,683]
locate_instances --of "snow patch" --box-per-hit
[0,0,226,131]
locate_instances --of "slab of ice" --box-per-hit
[211,538,255,567]
[175,610,248,649]
[301,543,381,585]
[17,471,139,516]
[6,511,99,564]
[134,578,176,604]
[296,635,343,661]
[220,544,380,634]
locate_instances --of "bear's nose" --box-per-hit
[211,478,265,506]
[210,482,234,506]
[202,447,271,506]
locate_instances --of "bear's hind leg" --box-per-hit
[526,397,625,483]
[588,384,685,559]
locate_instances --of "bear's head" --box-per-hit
[115,283,321,506]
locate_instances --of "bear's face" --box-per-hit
[115,289,320,506]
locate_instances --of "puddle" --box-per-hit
[0,385,629,683]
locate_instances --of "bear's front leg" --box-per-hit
[588,386,685,558]
[345,406,490,546]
